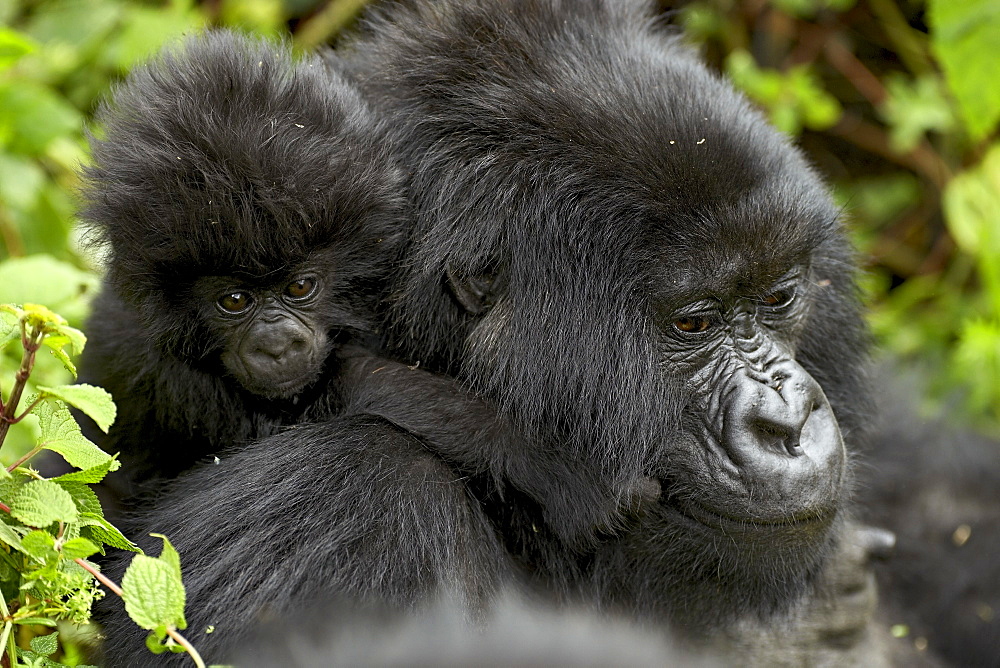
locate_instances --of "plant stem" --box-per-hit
[0,589,14,668]
[166,627,207,668]
[5,446,42,474]
[0,323,40,448]
[73,559,123,597]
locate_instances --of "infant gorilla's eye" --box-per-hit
[218,292,252,314]
[285,277,316,299]
[673,316,712,334]
[761,288,795,308]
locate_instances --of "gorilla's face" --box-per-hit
[650,261,844,551]
[192,269,333,400]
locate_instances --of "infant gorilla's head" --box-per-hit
[81,30,404,398]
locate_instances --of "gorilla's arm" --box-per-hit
[337,349,660,544]
[97,416,510,666]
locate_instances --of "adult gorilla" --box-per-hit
[346,0,867,624]
[97,0,872,662]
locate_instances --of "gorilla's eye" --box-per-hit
[218,292,253,314]
[761,287,795,308]
[673,316,712,334]
[286,277,316,299]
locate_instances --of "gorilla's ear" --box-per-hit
[446,264,500,315]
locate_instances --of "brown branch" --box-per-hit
[74,558,123,597]
[827,113,953,188]
[823,36,888,107]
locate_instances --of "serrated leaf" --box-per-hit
[79,512,140,553]
[41,325,87,358]
[0,520,26,553]
[149,533,182,582]
[56,481,102,516]
[52,456,120,483]
[37,384,115,433]
[20,529,56,560]
[35,400,113,471]
[48,345,77,377]
[11,480,77,527]
[60,537,99,560]
[122,555,187,631]
[29,631,58,657]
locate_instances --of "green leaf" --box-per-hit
[943,144,1000,255]
[881,75,956,153]
[37,384,116,433]
[29,631,58,657]
[47,345,78,377]
[52,456,120,484]
[0,520,26,553]
[0,81,81,155]
[60,537,99,560]
[146,627,171,654]
[79,512,140,553]
[56,481,102,516]
[0,27,37,70]
[149,533,182,582]
[0,153,45,210]
[39,322,87,357]
[122,539,187,631]
[11,480,78,527]
[0,312,18,352]
[0,257,98,319]
[20,529,56,560]
[929,0,1000,142]
[34,400,114,471]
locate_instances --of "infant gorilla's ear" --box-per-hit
[75,29,405,498]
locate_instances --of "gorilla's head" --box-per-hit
[81,31,404,399]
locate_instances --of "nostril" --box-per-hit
[752,420,796,455]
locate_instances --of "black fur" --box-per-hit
[77,31,404,502]
[96,1,880,664]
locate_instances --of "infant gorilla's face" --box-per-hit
[191,269,331,399]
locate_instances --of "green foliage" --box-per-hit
[928,0,1000,143]
[0,303,201,666]
[725,50,841,135]
[881,74,955,153]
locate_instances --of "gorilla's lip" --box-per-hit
[243,372,317,400]
[662,492,834,534]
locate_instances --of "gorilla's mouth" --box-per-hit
[660,488,835,535]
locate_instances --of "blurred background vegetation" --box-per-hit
[0,0,998,445]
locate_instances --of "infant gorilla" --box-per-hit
[78,30,405,508]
